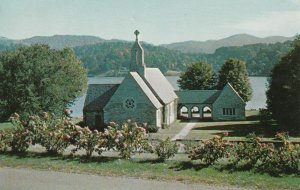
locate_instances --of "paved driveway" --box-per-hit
[0,167,251,190]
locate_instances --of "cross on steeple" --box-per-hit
[134,30,140,41]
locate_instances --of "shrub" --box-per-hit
[259,108,273,125]
[189,135,227,165]
[154,138,178,161]
[233,133,263,168]
[145,124,158,133]
[38,114,72,154]
[9,113,33,153]
[72,127,106,157]
[257,142,299,176]
[104,121,148,159]
[274,131,289,141]
[0,130,10,152]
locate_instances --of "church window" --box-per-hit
[223,108,236,115]
[124,98,136,110]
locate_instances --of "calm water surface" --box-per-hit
[70,76,268,117]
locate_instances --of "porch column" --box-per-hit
[188,109,192,119]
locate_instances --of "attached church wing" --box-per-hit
[144,68,178,104]
[83,84,120,112]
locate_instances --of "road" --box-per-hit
[0,167,251,190]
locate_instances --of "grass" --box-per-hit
[183,110,300,142]
[0,122,12,130]
[0,152,299,190]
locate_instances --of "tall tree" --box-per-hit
[178,61,215,90]
[217,58,252,102]
[0,44,87,120]
[266,36,300,131]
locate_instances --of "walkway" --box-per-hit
[0,168,251,190]
[171,120,197,141]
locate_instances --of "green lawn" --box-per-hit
[178,110,300,142]
[0,152,299,190]
[0,122,12,130]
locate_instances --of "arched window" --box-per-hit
[191,106,200,118]
[202,106,212,120]
[179,106,188,118]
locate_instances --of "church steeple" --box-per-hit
[130,30,145,75]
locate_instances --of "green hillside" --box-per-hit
[0,35,293,77]
[162,34,294,54]
[74,41,196,76]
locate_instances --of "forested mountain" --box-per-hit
[74,40,292,76]
[74,41,196,76]
[162,34,294,54]
[0,37,22,51]
[20,35,105,49]
[201,41,292,76]
[0,35,293,76]
[0,35,104,50]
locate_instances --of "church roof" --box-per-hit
[175,90,221,104]
[219,83,245,103]
[83,84,119,111]
[130,72,162,109]
[144,68,178,104]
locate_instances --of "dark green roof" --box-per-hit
[175,90,221,104]
[83,84,119,112]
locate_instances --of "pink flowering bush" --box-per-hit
[257,141,299,176]
[38,115,73,154]
[9,113,33,153]
[230,133,300,175]
[72,126,106,157]
[232,133,264,168]
[0,130,10,152]
[105,121,148,159]
[274,131,289,141]
[25,112,73,154]
[189,134,228,165]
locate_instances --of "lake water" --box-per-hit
[70,76,268,117]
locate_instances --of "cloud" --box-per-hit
[225,10,300,36]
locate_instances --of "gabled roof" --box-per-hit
[84,84,119,111]
[144,68,178,104]
[130,72,162,109]
[176,90,221,104]
[219,83,245,103]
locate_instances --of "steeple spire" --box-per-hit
[130,30,145,75]
[134,30,140,41]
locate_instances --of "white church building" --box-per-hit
[83,30,178,130]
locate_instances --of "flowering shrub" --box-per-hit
[104,121,148,159]
[72,127,106,157]
[274,131,289,141]
[232,133,264,168]
[257,142,299,176]
[189,135,227,165]
[38,115,73,154]
[24,112,73,154]
[9,113,33,153]
[0,130,10,151]
[154,138,178,161]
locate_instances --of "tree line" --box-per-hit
[178,59,252,102]
[73,40,292,77]
[1,40,292,77]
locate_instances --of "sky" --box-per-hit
[0,0,299,45]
